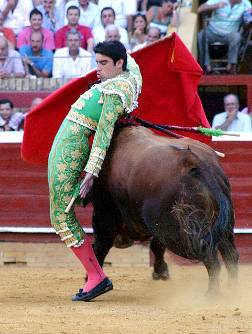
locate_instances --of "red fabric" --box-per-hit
[55,24,93,49]
[21,33,210,165]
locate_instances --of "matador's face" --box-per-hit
[95,53,123,82]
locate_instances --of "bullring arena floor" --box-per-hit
[0,244,252,334]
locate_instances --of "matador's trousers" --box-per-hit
[48,119,92,248]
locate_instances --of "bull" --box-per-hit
[89,125,239,294]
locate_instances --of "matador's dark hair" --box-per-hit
[94,40,127,71]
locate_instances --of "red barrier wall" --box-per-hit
[0,141,251,262]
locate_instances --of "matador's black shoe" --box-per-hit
[71,277,113,302]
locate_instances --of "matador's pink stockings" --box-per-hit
[71,235,106,292]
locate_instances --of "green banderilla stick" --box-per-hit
[128,116,240,137]
[158,125,240,137]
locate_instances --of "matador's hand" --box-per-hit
[79,172,95,198]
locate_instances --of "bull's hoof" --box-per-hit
[152,270,170,280]
[205,286,220,298]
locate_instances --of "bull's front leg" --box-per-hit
[92,209,117,268]
[150,238,169,280]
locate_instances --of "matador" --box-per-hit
[48,41,142,301]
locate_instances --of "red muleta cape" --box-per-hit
[21,33,210,165]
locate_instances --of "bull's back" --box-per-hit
[105,126,219,201]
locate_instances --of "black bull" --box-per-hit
[89,125,239,293]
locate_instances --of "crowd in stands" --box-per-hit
[197,0,252,74]
[0,0,250,79]
[0,0,252,131]
[0,0,182,80]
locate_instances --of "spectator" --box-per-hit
[0,0,34,35]
[92,7,129,46]
[19,96,44,130]
[55,5,94,53]
[53,29,92,78]
[97,0,137,31]
[53,0,69,28]
[104,24,131,51]
[129,13,148,51]
[146,0,179,35]
[0,35,25,78]
[19,31,53,78]
[132,26,161,51]
[30,97,43,109]
[212,94,252,131]
[198,0,251,74]
[17,8,55,51]
[105,24,121,41]
[0,98,24,131]
[65,0,100,29]
[0,10,16,49]
[37,0,64,32]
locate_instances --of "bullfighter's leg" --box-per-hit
[150,238,169,280]
[48,120,112,300]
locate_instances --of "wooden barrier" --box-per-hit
[0,134,251,262]
[0,136,93,244]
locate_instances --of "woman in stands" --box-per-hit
[129,13,148,50]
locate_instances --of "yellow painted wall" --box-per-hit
[168,6,198,58]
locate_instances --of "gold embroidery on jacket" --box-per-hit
[66,110,98,130]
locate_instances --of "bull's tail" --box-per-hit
[172,159,234,262]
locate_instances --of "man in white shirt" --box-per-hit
[65,0,100,29]
[53,29,92,79]
[0,0,34,34]
[97,0,137,30]
[93,6,129,46]
[212,94,252,132]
